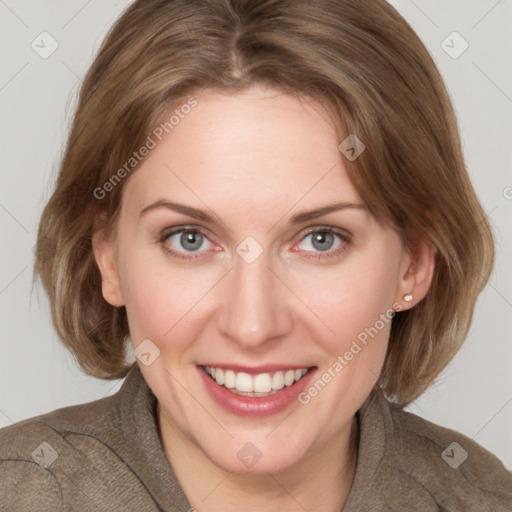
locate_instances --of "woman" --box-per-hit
[1,0,511,510]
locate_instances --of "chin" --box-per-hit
[195,429,313,475]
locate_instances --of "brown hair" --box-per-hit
[34,0,494,405]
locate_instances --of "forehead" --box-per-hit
[122,86,362,216]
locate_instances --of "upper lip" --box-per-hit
[199,363,315,374]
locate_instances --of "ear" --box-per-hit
[394,239,436,312]
[92,226,125,307]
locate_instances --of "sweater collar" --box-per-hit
[342,386,392,510]
[118,363,191,510]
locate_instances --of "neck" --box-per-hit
[157,404,359,512]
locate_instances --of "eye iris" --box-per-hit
[312,231,334,251]
[180,230,203,251]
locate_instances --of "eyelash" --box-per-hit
[158,225,352,262]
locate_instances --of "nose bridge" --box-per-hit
[217,249,292,348]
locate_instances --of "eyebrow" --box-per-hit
[139,200,367,224]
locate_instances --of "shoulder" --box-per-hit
[0,389,122,458]
[0,397,116,511]
[0,367,169,511]
[385,399,512,510]
[0,393,120,511]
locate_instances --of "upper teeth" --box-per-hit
[204,366,309,395]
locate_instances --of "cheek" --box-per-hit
[117,247,218,347]
[289,249,400,354]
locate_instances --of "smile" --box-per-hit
[203,366,310,396]
[198,364,317,417]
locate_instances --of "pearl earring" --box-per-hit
[404,294,413,302]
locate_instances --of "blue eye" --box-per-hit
[163,228,213,259]
[295,228,350,259]
[300,230,339,251]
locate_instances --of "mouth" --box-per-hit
[198,363,317,416]
[202,365,313,397]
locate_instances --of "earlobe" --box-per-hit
[92,228,125,307]
[395,240,436,311]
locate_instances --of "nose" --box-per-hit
[217,249,293,350]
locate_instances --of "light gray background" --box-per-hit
[1,0,511,469]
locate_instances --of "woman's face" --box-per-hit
[95,85,420,474]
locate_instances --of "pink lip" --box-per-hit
[197,365,317,417]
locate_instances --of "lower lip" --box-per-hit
[198,366,317,417]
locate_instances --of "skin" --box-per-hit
[93,85,435,511]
